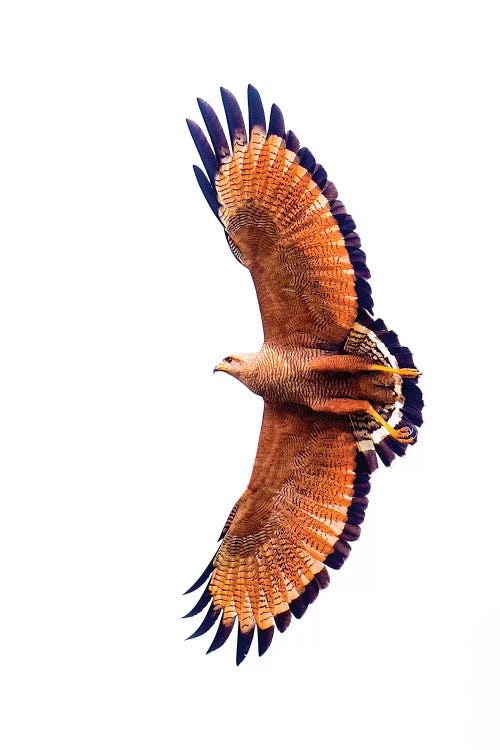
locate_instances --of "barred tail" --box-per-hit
[343,309,423,471]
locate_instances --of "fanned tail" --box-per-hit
[344,309,423,470]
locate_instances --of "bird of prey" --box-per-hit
[184,85,423,664]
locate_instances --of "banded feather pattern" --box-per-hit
[186,404,365,663]
[343,310,424,469]
[185,85,423,663]
[188,85,372,348]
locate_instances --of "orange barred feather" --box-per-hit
[187,402,362,664]
[217,129,358,347]
[185,85,422,664]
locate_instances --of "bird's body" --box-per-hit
[217,345,402,408]
[184,85,423,663]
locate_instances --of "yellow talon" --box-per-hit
[391,426,415,444]
[367,406,416,444]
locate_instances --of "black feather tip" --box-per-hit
[186,118,218,185]
[267,103,285,139]
[220,86,247,147]
[206,617,235,654]
[258,625,274,657]
[197,97,230,163]
[183,584,211,618]
[186,604,220,640]
[192,165,220,217]
[236,626,255,666]
[248,84,266,133]
[183,557,214,595]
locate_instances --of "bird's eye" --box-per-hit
[225,357,233,364]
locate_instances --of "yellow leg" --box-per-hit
[308,355,421,378]
[369,364,421,378]
[365,405,415,443]
[310,398,415,444]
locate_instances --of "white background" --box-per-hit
[1,1,498,748]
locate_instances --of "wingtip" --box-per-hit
[247,83,266,133]
[257,625,274,657]
[285,129,301,153]
[236,626,255,666]
[183,557,214,595]
[192,165,220,217]
[196,96,230,162]
[186,118,218,185]
[182,584,211,618]
[186,605,220,641]
[289,593,308,619]
[274,609,292,634]
[267,102,285,138]
[206,617,236,654]
[220,85,247,147]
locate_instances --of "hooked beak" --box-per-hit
[213,362,225,374]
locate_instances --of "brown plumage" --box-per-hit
[185,85,423,664]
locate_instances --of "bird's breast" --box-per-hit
[249,346,388,406]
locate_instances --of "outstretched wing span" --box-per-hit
[185,403,370,665]
[187,85,373,348]
[185,86,423,663]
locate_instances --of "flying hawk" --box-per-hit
[184,85,423,664]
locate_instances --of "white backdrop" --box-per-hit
[1,1,498,748]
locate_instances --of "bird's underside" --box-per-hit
[184,85,423,664]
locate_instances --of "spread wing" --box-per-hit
[184,403,371,664]
[187,85,373,348]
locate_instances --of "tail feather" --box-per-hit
[344,310,423,470]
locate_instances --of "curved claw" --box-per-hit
[392,425,416,444]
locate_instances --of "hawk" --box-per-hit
[184,85,423,664]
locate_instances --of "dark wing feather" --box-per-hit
[220,87,247,147]
[196,97,230,163]
[267,103,285,138]
[186,119,218,185]
[247,84,266,133]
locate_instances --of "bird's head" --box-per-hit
[213,353,259,388]
[214,354,245,377]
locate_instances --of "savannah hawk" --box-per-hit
[184,85,423,664]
